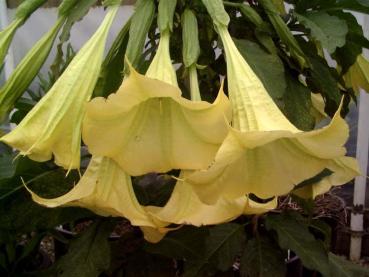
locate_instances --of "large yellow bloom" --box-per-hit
[185,24,360,204]
[27,155,171,242]
[82,30,231,176]
[147,171,277,226]
[0,5,119,171]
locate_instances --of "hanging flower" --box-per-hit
[0,5,119,171]
[146,19,277,226]
[82,30,231,176]
[146,171,277,226]
[27,155,171,242]
[184,24,360,204]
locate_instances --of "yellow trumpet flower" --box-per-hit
[185,24,360,204]
[146,171,277,226]
[27,155,171,242]
[0,5,119,171]
[83,30,231,176]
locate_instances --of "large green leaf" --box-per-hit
[0,188,92,234]
[0,156,91,233]
[145,226,208,260]
[295,11,348,54]
[240,236,286,277]
[292,0,369,14]
[93,18,130,98]
[234,39,286,99]
[332,11,369,73]
[0,152,18,180]
[53,220,114,277]
[329,253,369,277]
[259,0,308,68]
[282,73,315,130]
[265,213,330,276]
[184,223,246,276]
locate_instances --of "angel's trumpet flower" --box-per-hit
[27,156,171,242]
[82,29,230,176]
[185,1,360,204]
[0,4,119,171]
[146,10,277,226]
[147,171,277,226]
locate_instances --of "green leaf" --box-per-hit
[265,213,330,276]
[53,220,114,277]
[125,0,155,71]
[301,47,342,114]
[234,39,286,99]
[184,223,246,276]
[293,0,369,14]
[282,73,315,130]
[329,253,369,277]
[0,153,18,180]
[259,0,308,68]
[0,192,91,233]
[295,11,348,54]
[240,236,286,277]
[94,18,130,97]
[332,11,369,73]
[145,226,208,260]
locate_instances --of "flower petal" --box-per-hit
[146,171,277,226]
[83,68,231,175]
[27,156,165,228]
[186,105,349,203]
[292,156,361,199]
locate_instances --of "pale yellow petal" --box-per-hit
[344,55,369,94]
[293,156,361,199]
[186,105,349,204]
[146,171,276,226]
[311,93,328,123]
[140,226,169,243]
[83,68,231,176]
[218,25,298,132]
[27,156,166,228]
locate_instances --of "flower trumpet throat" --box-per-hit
[82,30,231,176]
[186,24,360,204]
[0,5,119,171]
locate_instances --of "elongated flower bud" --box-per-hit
[1,5,119,170]
[0,0,47,66]
[0,17,65,122]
